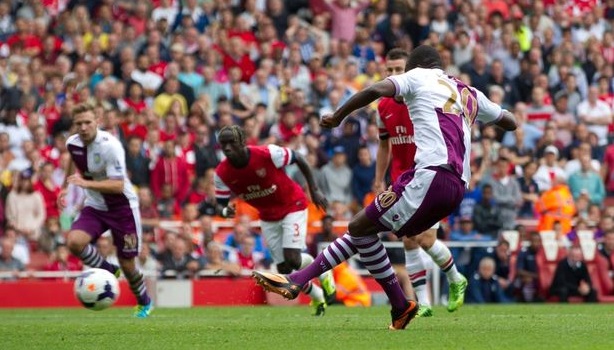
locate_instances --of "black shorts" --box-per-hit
[386,246,405,265]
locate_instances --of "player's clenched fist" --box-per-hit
[319,113,341,129]
[311,189,328,212]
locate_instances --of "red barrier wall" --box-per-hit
[0,280,137,308]
[0,277,383,308]
[192,278,266,306]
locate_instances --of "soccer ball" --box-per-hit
[74,268,120,311]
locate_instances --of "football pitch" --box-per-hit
[1,304,613,350]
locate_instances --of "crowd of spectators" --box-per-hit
[0,0,614,303]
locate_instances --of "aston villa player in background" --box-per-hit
[59,103,152,318]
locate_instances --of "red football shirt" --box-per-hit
[221,52,256,83]
[214,145,307,221]
[39,105,61,135]
[376,97,416,182]
[40,145,61,167]
[148,62,168,79]
[237,251,256,270]
[603,144,614,192]
[34,181,61,219]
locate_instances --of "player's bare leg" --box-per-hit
[412,229,467,313]
[119,257,153,318]
[67,230,119,276]
[393,263,414,301]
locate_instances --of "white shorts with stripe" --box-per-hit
[260,209,308,264]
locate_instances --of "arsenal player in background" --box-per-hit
[210,125,337,316]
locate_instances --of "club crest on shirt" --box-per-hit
[256,168,266,177]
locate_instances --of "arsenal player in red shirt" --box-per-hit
[209,125,337,314]
[373,48,465,317]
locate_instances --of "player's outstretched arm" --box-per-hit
[320,79,397,128]
[494,110,517,131]
[294,152,328,211]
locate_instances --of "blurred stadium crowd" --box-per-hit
[1,0,614,303]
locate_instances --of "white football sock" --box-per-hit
[405,248,431,306]
[426,240,463,283]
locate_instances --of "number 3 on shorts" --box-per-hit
[293,223,300,237]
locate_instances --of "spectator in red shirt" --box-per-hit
[122,82,148,114]
[44,244,83,275]
[125,2,149,38]
[603,142,614,196]
[39,35,61,67]
[6,18,42,57]
[483,0,510,20]
[34,162,61,220]
[145,43,168,77]
[38,91,62,136]
[235,235,262,270]
[221,36,256,83]
[150,139,190,204]
[32,125,49,153]
[185,174,214,206]
[120,109,148,141]
[268,109,303,144]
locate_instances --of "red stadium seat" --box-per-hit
[586,253,614,302]
[535,245,567,300]
[577,234,614,302]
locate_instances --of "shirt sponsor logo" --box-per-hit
[389,134,414,145]
[243,184,277,200]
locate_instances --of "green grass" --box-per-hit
[1,304,614,350]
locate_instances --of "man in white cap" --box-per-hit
[534,145,567,192]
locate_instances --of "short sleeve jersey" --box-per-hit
[214,145,307,221]
[376,97,416,183]
[66,130,138,210]
[387,68,502,185]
